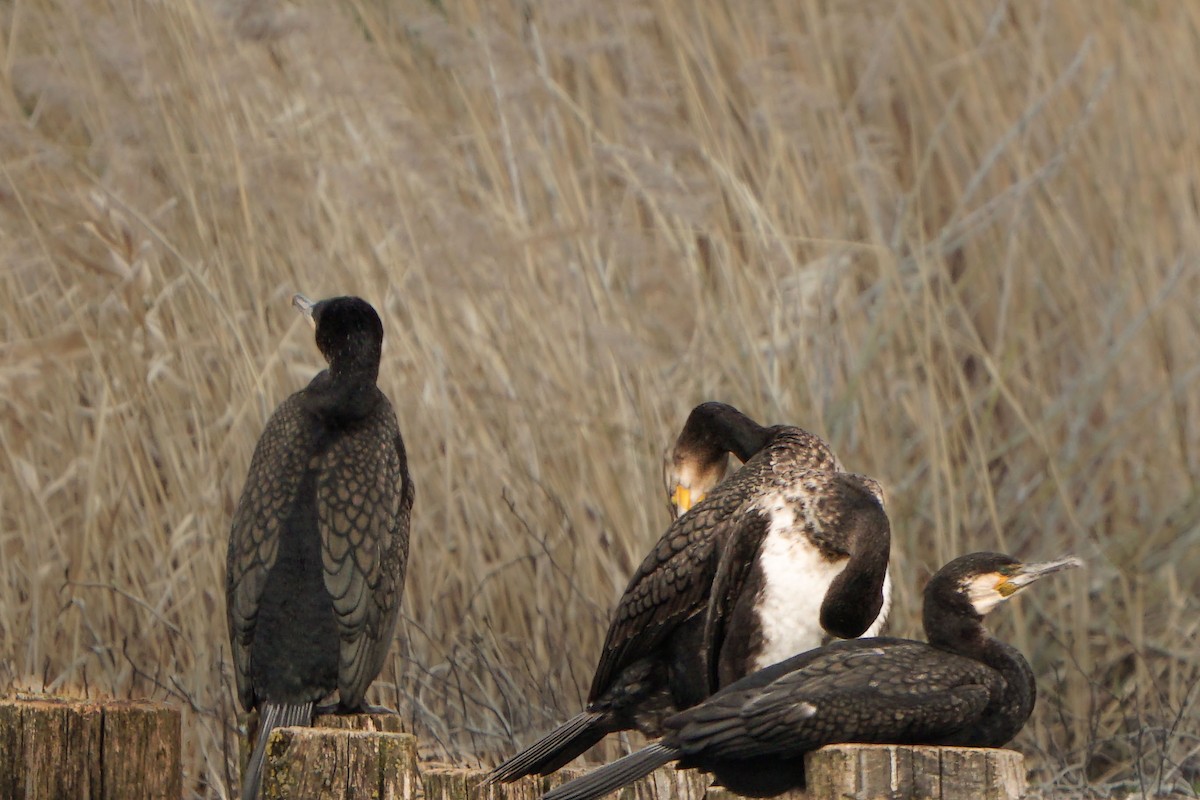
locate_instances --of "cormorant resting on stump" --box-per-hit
[488,402,890,783]
[541,551,1081,800]
[226,295,413,800]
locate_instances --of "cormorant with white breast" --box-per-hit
[540,551,1082,800]
[487,402,891,783]
[226,295,414,800]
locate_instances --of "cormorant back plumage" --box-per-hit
[226,295,414,800]
[541,552,1082,800]
[488,402,891,784]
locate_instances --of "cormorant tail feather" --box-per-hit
[486,712,608,784]
[542,742,679,800]
[241,702,314,800]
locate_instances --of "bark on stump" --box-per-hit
[420,765,586,800]
[0,697,180,800]
[312,712,407,733]
[804,744,1026,800]
[239,709,408,777]
[260,726,419,800]
[421,765,714,800]
[422,765,528,800]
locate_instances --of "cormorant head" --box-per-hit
[293,294,384,373]
[663,443,730,518]
[663,402,746,517]
[928,551,1082,621]
[663,402,773,518]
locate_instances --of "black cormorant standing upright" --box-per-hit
[226,294,414,800]
[488,402,891,783]
[540,551,1082,800]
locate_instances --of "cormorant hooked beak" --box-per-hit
[671,484,697,514]
[663,446,729,519]
[996,556,1084,597]
[293,293,317,329]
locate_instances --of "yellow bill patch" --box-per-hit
[672,485,694,512]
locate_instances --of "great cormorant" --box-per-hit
[540,551,1082,800]
[226,295,414,800]
[487,402,890,783]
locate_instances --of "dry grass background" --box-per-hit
[1,0,1198,796]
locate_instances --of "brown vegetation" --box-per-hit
[2,0,1198,796]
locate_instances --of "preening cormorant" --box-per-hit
[487,402,891,783]
[226,295,414,800]
[541,552,1082,800]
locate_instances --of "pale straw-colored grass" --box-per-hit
[2,0,1198,796]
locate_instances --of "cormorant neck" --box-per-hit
[922,585,1013,670]
[975,636,1036,745]
[725,421,774,462]
[303,362,380,420]
[819,482,890,638]
[680,403,772,463]
[928,618,1035,747]
[330,354,380,387]
[925,606,990,660]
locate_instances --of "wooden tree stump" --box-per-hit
[0,697,180,800]
[239,709,408,778]
[312,712,407,734]
[260,726,419,799]
[421,764,714,800]
[805,744,1026,800]
[421,765,559,800]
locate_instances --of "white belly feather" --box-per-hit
[752,496,892,671]
[754,508,846,671]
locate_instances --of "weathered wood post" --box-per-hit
[254,724,1023,800]
[258,713,420,800]
[420,764,715,800]
[421,765,562,800]
[0,696,181,800]
[804,744,1026,800]
[311,712,407,733]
